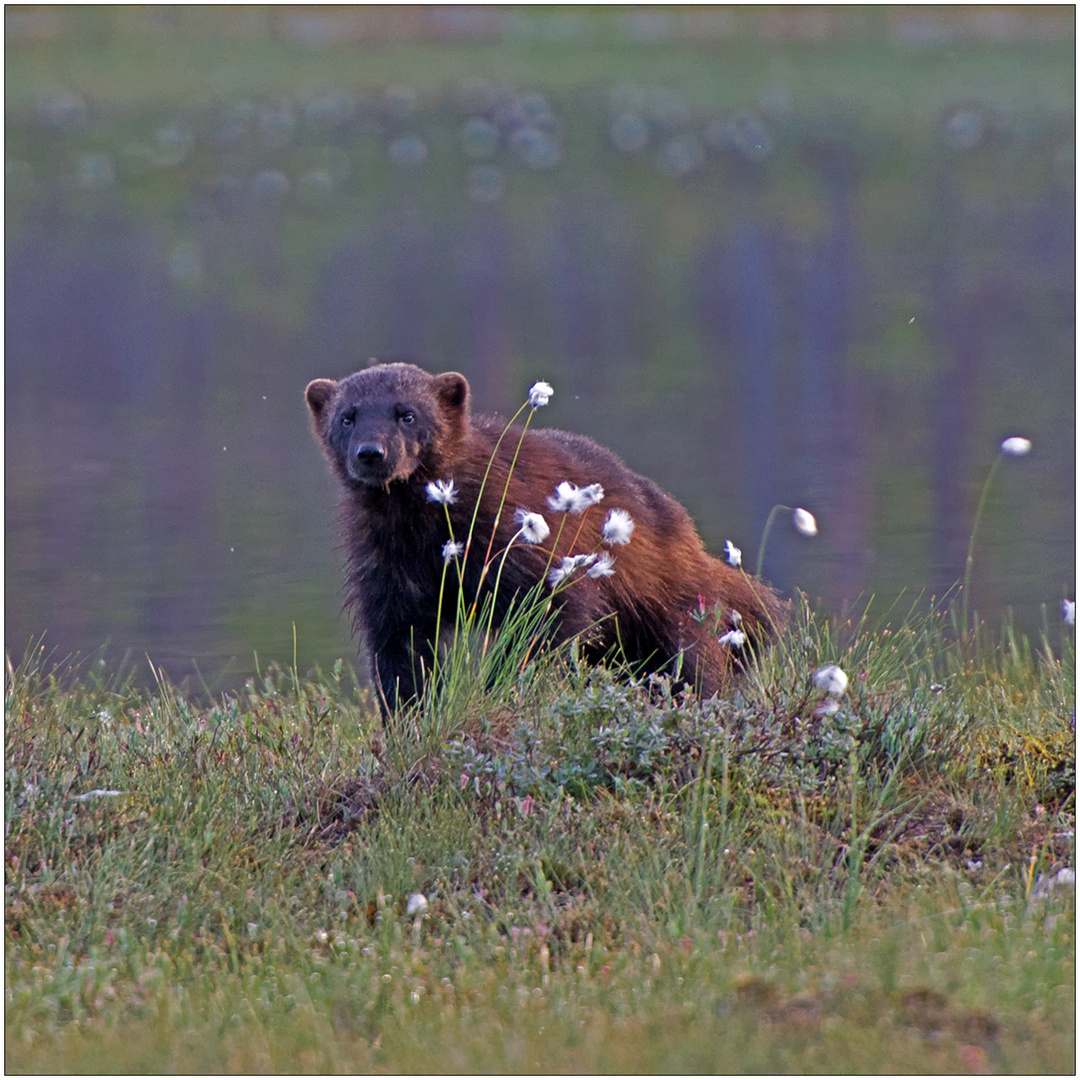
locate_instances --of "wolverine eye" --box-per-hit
[339,410,355,428]
[396,407,416,425]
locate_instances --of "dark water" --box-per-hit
[5,34,1075,691]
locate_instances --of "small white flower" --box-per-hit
[1031,866,1076,900]
[548,481,576,512]
[528,380,554,408]
[723,540,742,568]
[548,481,604,513]
[1000,436,1032,457]
[1064,599,1076,627]
[425,479,458,505]
[442,540,464,563]
[406,893,428,917]
[567,553,597,571]
[548,554,596,587]
[580,483,605,508]
[730,609,743,626]
[718,630,747,649]
[792,507,818,537]
[515,509,550,544]
[587,552,616,578]
[815,697,841,717]
[602,509,635,545]
[813,664,849,695]
[548,559,573,588]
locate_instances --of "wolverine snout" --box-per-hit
[347,440,392,484]
[354,442,387,465]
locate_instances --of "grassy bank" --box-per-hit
[5,596,1074,1073]
[6,7,1072,114]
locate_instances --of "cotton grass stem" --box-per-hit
[962,436,1032,638]
[755,503,816,576]
[755,504,784,576]
[472,403,543,601]
[460,400,532,612]
[961,454,1002,637]
[482,526,529,655]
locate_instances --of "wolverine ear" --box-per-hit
[432,372,469,414]
[305,379,337,422]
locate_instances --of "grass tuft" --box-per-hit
[5,598,1074,1073]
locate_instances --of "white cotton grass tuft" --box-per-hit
[528,380,554,408]
[602,508,635,545]
[588,552,616,579]
[723,540,742,568]
[515,509,550,544]
[406,893,428,917]
[999,436,1032,457]
[548,553,598,587]
[547,557,574,588]
[718,629,746,649]
[425,479,458,505]
[1064,599,1076,627]
[792,507,818,537]
[567,553,597,570]
[442,540,464,563]
[815,697,841,717]
[548,482,578,512]
[813,664,849,696]
[548,481,605,514]
[1030,866,1075,901]
[580,483,605,507]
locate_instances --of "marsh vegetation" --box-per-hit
[6,589,1073,1073]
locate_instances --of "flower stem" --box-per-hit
[478,407,536,569]
[755,504,789,578]
[482,527,526,656]
[429,508,461,696]
[961,455,1002,637]
[467,403,535,620]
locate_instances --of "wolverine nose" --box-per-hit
[354,442,386,465]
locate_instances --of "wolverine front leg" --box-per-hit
[369,630,436,717]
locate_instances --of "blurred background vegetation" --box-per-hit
[5,4,1074,690]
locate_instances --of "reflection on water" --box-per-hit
[5,37,1074,690]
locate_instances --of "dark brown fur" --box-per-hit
[306,363,786,713]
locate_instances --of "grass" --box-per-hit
[5,593,1074,1074]
[5,8,1073,118]
[6,23,1073,1070]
